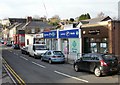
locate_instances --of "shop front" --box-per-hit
[81,25,109,54]
[59,29,82,55]
[43,30,57,50]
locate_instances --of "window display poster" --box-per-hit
[69,39,80,53]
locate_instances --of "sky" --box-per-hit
[0,0,120,19]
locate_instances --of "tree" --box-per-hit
[49,15,61,26]
[86,13,91,19]
[33,15,40,19]
[69,18,74,22]
[97,12,105,18]
[77,13,91,21]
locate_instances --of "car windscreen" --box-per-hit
[53,51,64,55]
[102,54,117,61]
[35,45,47,50]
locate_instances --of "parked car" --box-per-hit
[73,53,119,77]
[12,44,20,49]
[6,41,12,46]
[21,46,28,55]
[41,50,65,64]
[0,39,4,44]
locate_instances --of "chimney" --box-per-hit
[27,16,32,22]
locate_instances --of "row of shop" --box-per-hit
[25,29,82,55]
[14,20,120,60]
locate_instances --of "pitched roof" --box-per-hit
[16,23,26,30]
[80,16,112,24]
[25,21,55,29]
[8,18,26,24]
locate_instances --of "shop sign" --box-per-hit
[43,31,57,38]
[34,33,43,38]
[88,30,100,35]
[59,29,79,38]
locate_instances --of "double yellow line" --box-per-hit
[2,58,26,85]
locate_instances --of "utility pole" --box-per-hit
[42,0,48,19]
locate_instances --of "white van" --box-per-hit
[28,44,48,58]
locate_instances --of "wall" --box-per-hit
[112,21,120,59]
[25,34,34,46]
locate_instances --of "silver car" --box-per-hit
[41,50,65,64]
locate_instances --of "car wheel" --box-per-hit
[94,67,101,77]
[34,55,37,59]
[41,57,43,61]
[49,59,52,64]
[24,52,26,55]
[74,64,79,72]
[21,51,23,54]
[29,53,31,57]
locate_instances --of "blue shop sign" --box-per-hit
[43,31,57,38]
[59,29,79,38]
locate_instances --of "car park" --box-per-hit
[21,46,28,55]
[73,53,119,77]
[41,50,65,64]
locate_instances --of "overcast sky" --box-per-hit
[0,0,120,19]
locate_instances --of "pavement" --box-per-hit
[2,66,13,84]
[1,44,13,84]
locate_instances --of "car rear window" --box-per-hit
[53,51,63,55]
[102,54,117,61]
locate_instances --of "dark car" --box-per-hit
[73,53,119,77]
[6,41,12,46]
[21,46,28,55]
[12,44,20,49]
[0,39,4,44]
[41,50,65,64]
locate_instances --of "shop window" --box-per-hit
[100,43,108,53]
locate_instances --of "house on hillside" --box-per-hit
[21,17,55,47]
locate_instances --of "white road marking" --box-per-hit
[32,62,46,68]
[9,50,12,52]
[16,54,18,55]
[20,56,28,61]
[54,70,88,83]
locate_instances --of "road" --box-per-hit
[2,45,120,84]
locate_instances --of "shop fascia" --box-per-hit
[43,28,81,39]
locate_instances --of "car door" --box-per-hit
[82,54,91,71]
[89,54,100,72]
[46,51,52,61]
[43,51,48,60]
